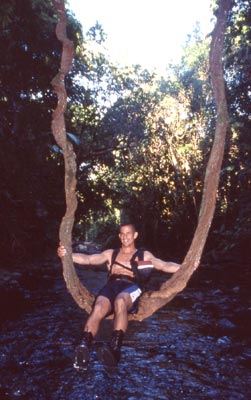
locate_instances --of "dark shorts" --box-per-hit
[97,275,142,309]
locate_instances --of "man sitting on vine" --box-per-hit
[57,223,180,369]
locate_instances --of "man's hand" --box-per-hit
[57,245,66,258]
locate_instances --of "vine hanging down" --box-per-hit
[51,0,232,321]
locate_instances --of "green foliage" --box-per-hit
[73,49,212,251]
[213,0,251,258]
[1,0,250,264]
[0,0,84,263]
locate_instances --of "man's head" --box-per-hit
[118,223,138,247]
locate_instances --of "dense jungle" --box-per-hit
[0,0,250,399]
[1,0,250,266]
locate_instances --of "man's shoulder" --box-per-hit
[142,250,154,260]
[102,249,114,256]
[102,248,117,260]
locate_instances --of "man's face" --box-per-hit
[119,225,138,247]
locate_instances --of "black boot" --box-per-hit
[73,331,93,370]
[98,330,124,366]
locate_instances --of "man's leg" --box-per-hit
[84,295,112,337]
[74,296,112,369]
[98,292,133,366]
[113,292,133,332]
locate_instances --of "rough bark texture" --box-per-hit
[51,0,94,313]
[51,0,232,321]
[130,0,232,321]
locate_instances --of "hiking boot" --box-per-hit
[98,329,124,366]
[73,331,93,370]
[98,344,120,366]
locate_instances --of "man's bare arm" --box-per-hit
[144,250,181,273]
[57,246,110,266]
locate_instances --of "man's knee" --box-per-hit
[92,297,111,317]
[114,296,131,313]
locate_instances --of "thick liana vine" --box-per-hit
[51,0,232,321]
[51,0,94,313]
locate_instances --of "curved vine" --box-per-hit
[51,0,232,321]
[51,0,94,312]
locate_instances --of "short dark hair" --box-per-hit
[118,222,137,233]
